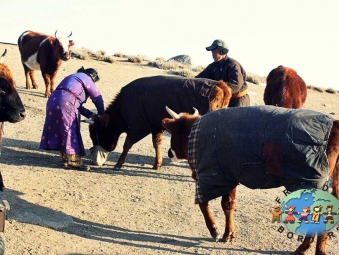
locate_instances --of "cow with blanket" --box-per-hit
[89,75,231,170]
[162,105,339,255]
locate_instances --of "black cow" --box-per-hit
[89,75,231,170]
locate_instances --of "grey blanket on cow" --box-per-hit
[188,105,333,204]
[120,75,219,143]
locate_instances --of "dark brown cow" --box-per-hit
[18,30,74,97]
[264,65,307,108]
[0,50,26,190]
[162,106,339,255]
[89,75,231,170]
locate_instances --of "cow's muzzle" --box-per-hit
[63,52,71,61]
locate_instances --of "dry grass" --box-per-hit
[127,56,142,64]
[114,52,126,58]
[103,56,115,64]
[246,72,266,85]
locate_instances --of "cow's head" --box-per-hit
[53,30,74,61]
[0,63,26,123]
[162,106,200,161]
[89,113,126,152]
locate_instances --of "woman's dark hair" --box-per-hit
[77,66,100,82]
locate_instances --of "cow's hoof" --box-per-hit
[113,166,121,171]
[212,229,221,242]
[152,165,161,170]
[220,233,236,242]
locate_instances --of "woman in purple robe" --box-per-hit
[40,66,104,170]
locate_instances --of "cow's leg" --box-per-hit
[24,70,31,89]
[42,73,51,97]
[315,233,328,255]
[220,187,237,242]
[199,202,221,242]
[22,64,37,89]
[294,235,316,255]
[114,135,133,170]
[29,70,38,89]
[50,74,57,94]
[151,129,164,170]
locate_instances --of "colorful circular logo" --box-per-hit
[280,189,339,236]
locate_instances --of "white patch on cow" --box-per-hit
[24,52,40,70]
[23,37,49,70]
[56,35,69,54]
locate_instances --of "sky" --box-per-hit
[1,0,339,90]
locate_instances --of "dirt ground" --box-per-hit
[0,43,338,255]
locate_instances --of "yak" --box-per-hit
[264,65,307,108]
[89,75,232,170]
[162,105,339,255]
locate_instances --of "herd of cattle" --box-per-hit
[0,30,338,255]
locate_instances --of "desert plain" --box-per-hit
[0,43,338,255]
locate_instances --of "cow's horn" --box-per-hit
[0,49,6,63]
[68,31,73,37]
[192,107,199,116]
[166,106,180,119]
[1,49,7,58]
[55,30,58,37]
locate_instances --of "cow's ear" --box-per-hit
[162,118,176,133]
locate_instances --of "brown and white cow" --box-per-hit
[18,30,74,97]
[264,65,307,108]
[162,106,339,255]
[0,50,26,190]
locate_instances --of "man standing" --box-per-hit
[196,39,250,107]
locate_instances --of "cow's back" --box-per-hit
[18,30,50,61]
[189,106,332,202]
[120,75,218,141]
[264,65,307,108]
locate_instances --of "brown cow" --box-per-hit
[264,65,307,108]
[89,75,231,170]
[18,30,74,97]
[162,106,339,255]
[0,50,26,190]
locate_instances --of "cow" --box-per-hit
[0,51,26,190]
[18,30,74,97]
[88,75,232,170]
[264,65,307,108]
[162,106,339,255]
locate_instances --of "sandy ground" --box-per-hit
[0,43,338,255]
